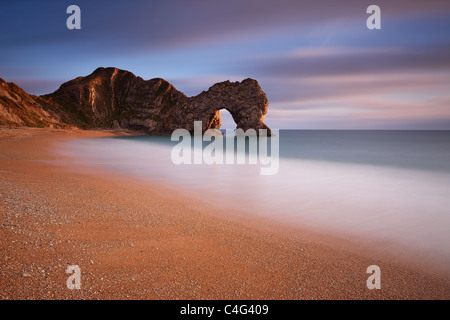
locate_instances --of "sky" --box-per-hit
[1,0,449,129]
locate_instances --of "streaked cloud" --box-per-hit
[243,44,450,79]
[1,0,449,129]
[263,71,450,105]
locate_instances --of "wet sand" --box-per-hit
[0,127,448,299]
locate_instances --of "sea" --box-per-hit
[59,130,450,273]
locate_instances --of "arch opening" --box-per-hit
[219,108,237,131]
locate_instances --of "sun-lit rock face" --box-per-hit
[1,67,271,135]
[44,67,271,134]
[0,78,66,127]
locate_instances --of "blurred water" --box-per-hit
[59,130,450,271]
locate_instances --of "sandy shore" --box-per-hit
[0,126,449,300]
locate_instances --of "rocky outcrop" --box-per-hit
[179,78,270,134]
[0,78,70,128]
[1,68,271,135]
[42,67,188,133]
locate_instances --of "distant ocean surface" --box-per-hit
[59,130,450,272]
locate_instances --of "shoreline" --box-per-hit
[55,130,450,278]
[1,126,449,299]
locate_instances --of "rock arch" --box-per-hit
[183,78,271,135]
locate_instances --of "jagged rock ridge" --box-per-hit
[1,68,271,135]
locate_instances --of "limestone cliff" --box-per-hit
[1,68,271,135]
